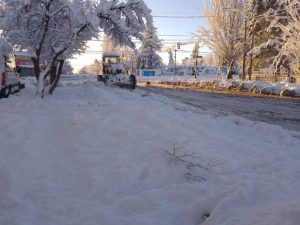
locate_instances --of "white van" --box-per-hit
[0,55,24,98]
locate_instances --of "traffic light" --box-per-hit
[176,42,181,49]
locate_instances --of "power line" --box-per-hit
[153,15,214,18]
[163,40,198,43]
[158,34,192,37]
[72,50,213,55]
[153,11,200,14]
[89,34,193,39]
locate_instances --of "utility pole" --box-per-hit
[131,54,134,74]
[242,18,247,81]
[174,42,182,76]
[192,41,200,79]
[248,30,255,81]
[194,56,198,79]
[174,49,177,76]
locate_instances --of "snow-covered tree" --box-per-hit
[191,41,200,78]
[0,37,11,56]
[267,0,300,82]
[245,0,283,74]
[102,35,115,52]
[246,0,300,82]
[137,26,163,70]
[197,0,244,79]
[0,0,152,97]
[167,48,175,70]
[79,59,102,75]
[0,0,92,95]
[62,61,74,75]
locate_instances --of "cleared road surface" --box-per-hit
[139,86,300,132]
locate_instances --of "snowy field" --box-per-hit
[1,76,300,225]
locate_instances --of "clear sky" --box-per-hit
[144,0,209,62]
[70,0,209,72]
[145,0,204,35]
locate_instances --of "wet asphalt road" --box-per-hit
[139,86,300,132]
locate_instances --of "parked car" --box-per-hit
[0,55,25,99]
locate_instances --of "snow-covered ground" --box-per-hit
[138,74,221,83]
[1,76,300,225]
[137,75,300,97]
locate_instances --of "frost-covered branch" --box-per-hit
[266,0,300,80]
[165,143,218,182]
[96,0,152,48]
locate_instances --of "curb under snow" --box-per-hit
[138,79,300,98]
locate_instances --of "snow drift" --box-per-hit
[0,76,300,225]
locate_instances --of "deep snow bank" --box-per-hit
[138,76,300,97]
[1,77,300,225]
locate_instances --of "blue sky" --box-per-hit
[144,0,204,36]
[144,0,209,63]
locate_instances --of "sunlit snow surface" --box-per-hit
[1,76,300,225]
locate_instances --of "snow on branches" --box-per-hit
[246,0,300,81]
[270,0,300,79]
[0,0,153,97]
[137,26,163,70]
[96,0,153,49]
[197,0,244,79]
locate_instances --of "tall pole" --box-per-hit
[242,18,247,81]
[193,41,200,79]
[174,49,177,76]
[249,33,254,81]
[131,54,134,74]
[195,57,198,79]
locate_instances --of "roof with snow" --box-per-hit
[14,51,33,57]
[103,51,120,57]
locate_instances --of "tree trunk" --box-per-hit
[227,59,234,79]
[50,64,57,85]
[49,60,64,95]
[37,70,47,98]
[194,58,198,79]
[32,57,40,80]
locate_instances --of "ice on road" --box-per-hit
[140,86,300,132]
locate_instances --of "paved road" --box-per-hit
[139,86,300,132]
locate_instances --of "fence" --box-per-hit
[253,68,288,82]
